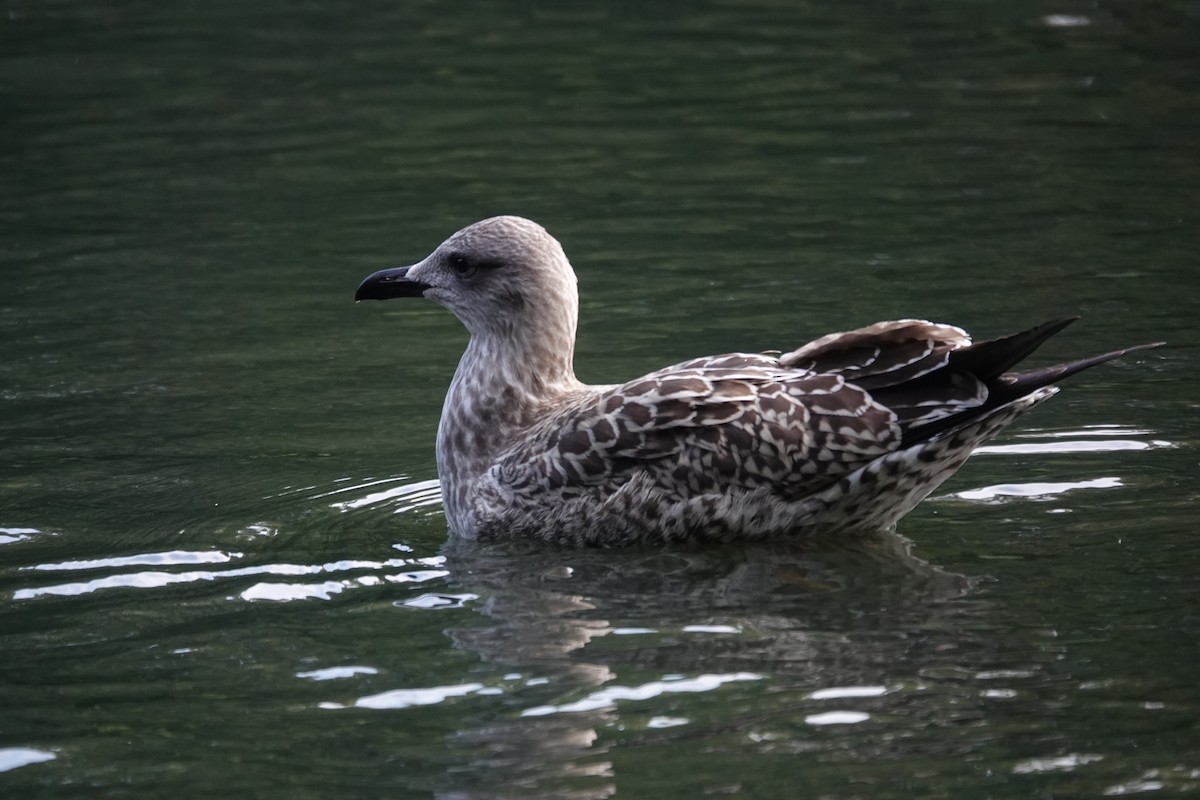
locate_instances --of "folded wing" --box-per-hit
[498,317,1149,503]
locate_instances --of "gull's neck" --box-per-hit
[435,290,584,533]
[449,329,581,422]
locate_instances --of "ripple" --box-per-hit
[296,666,379,681]
[1024,426,1154,438]
[521,672,762,717]
[1104,773,1171,796]
[28,549,240,572]
[0,747,56,773]
[1042,15,1090,27]
[319,477,443,513]
[1013,753,1103,774]
[0,527,40,546]
[976,440,1167,455]
[974,426,1173,456]
[12,554,449,601]
[241,579,367,602]
[809,685,888,700]
[955,477,1122,502]
[399,592,478,609]
[338,682,488,711]
[804,711,870,725]
[647,716,689,729]
[681,624,741,634]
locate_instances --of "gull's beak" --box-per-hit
[355,266,432,302]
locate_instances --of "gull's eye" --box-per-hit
[448,253,476,278]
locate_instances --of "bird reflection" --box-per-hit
[428,531,972,799]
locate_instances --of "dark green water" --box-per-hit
[3,1,1198,797]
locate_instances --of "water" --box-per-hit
[3,1,1198,797]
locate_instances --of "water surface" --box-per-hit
[2,1,1198,797]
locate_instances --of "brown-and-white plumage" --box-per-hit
[356,216,1159,545]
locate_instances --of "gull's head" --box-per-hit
[355,216,578,339]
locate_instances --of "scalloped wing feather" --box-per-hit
[498,356,901,503]
[781,319,972,390]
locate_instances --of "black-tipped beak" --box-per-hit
[355,266,432,302]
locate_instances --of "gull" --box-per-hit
[355,216,1160,545]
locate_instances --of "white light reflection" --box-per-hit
[809,685,887,700]
[976,441,1161,455]
[1019,425,1151,438]
[521,672,761,717]
[296,666,379,681]
[398,593,477,609]
[974,426,1171,456]
[0,747,56,773]
[681,624,741,634]
[647,716,689,729]
[1043,15,1090,27]
[956,477,1121,501]
[1104,775,1168,795]
[323,478,442,513]
[345,682,487,710]
[241,581,360,602]
[28,549,240,572]
[1013,753,1103,774]
[14,555,449,601]
[0,527,40,546]
[805,711,870,725]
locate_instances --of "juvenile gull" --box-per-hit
[355,216,1160,545]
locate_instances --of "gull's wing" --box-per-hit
[498,349,906,502]
[495,318,1105,503]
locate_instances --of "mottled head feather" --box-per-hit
[406,216,579,346]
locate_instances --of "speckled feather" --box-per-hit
[355,216,1159,545]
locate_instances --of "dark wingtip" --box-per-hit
[951,317,1080,381]
[1005,339,1165,393]
[900,327,1163,447]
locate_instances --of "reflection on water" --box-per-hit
[13,547,448,602]
[319,477,443,514]
[0,748,57,774]
[7,471,983,798]
[422,531,975,798]
[955,476,1123,501]
[0,528,39,546]
[8,475,447,602]
[974,425,1174,455]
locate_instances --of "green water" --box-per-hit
[2,1,1198,797]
